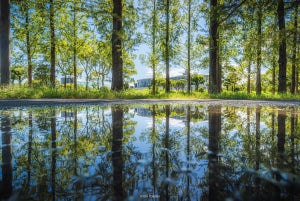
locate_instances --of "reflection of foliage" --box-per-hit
[4,104,300,200]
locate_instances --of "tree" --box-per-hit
[0,0,10,85]
[25,0,33,87]
[191,73,205,91]
[277,0,287,93]
[165,0,170,93]
[256,1,262,95]
[34,64,51,86]
[11,65,27,85]
[290,1,298,94]
[208,0,219,94]
[111,0,123,91]
[50,0,56,87]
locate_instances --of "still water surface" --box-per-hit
[0,104,299,201]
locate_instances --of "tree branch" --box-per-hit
[218,0,247,25]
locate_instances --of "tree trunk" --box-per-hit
[247,60,251,94]
[152,0,157,95]
[291,1,298,94]
[209,0,219,94]
[50,0,56,87]
[272,56,276,94]
[277,0,287,93]
[73,2,78,90]
[256,6,262,95]
[111,0,123,91]
[165,0,170,93]
[25,1,33,88]
[187,0,191,94]
[0,0,10,85]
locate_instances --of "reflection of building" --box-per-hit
[61,111,74,118]
[136,75,209,89]
[134,108,152,117]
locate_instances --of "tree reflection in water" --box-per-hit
[0,112,12,199]
[0,104,299,201]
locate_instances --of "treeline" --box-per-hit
[0,0,299,95]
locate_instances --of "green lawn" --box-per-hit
[0,85,300,100]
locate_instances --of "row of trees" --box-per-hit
[0,0,299,94]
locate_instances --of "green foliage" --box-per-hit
[1,85,300,100]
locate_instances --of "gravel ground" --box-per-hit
[0,98,300,109]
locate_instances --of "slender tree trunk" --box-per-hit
[277,0,287,93]
[64,75,67,88]
[247,60,251,94]
[187,0,191,94]
[111,0,123,91]
[291,1,298,94]
[73,2,78,90]
[0,0,10,85]
[256,6,262,95]
[50,0,56,87]
[272,56,276,94]
[25,1,33,87]
[152,0,157,95]
[165,0,170,93]
[217,32,222,92]
[209,0,219,94]
[296,71,299,93]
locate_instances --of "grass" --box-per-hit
[0,85,300,101]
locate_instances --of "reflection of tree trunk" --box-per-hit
[255,107,261,170]
[51,109,56,201]
[277,110,286,159]
[186,106,191,200]
[112,107,125,201]
[74,109,78,176]
[1,114,12,199]
[271,109,275,142]
[290,109,296,173]
[246,108,251,153]
[27,111,33,186]
[165,105,170,201]
[254,107,261,199]
[151,105,157,194]
[208,106,221,201]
